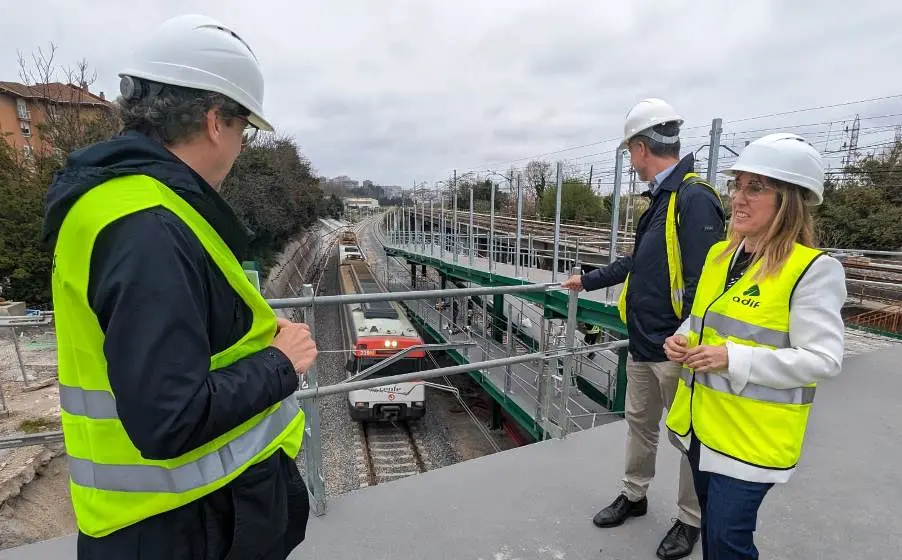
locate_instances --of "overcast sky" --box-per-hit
[2,1,902,187]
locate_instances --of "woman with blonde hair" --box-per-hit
[662,133,846,559]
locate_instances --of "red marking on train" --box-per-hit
[354,336,425,358]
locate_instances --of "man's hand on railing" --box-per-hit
[273,317,318,373]
[561,274,583,291]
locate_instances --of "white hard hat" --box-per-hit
[619,98,683,150]
[118,14,273,131]
[723,133,825,205]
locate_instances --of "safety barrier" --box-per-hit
[0,281,627,519]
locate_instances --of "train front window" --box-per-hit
[347,357,421,377]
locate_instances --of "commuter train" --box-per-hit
[337,234,426,422]
[338,230,365,263]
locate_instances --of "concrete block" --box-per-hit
[0,301,26,317]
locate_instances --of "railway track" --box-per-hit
[422,211,635,245]
[357,420,428,488]
[470,212,635,245]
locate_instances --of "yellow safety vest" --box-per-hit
[665,240,823,470]
[616,173,720,324]
[52,175,305,537]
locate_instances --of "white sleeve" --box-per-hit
[725,255,847,392]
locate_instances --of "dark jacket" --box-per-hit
[581,153,725,362]
[42,131,309,559]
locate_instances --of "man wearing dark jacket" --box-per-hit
[562,99,725,560]
[43,15,317,559]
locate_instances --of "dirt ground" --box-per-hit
[0,379,70,551]
[426,373,519,460]
[0,455,74,550]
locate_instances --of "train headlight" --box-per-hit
[390,339,398,348]
[383,340,391,348]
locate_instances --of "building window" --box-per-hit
[20,120,31,137]
[16,98,28,120]
[23,145,33,159]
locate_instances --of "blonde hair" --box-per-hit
[717,173,815,280]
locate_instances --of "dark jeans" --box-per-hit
[688,437,773,560]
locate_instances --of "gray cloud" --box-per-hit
[1,0,901,186]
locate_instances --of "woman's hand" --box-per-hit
[663,334,690,362]
[683,344,729,373]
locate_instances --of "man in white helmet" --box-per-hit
[563,98,725,559]
[42,15,316,559]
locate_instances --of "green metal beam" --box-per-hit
[847,323,902,341]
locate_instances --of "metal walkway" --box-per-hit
[358,217,630,441]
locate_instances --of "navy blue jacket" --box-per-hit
[582,153,725,362]
[42,132,308,558]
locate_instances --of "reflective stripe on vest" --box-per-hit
[677,368,814,405]
[67,397,300,493]
[688,312,791,348]
[52,174,305,537]
[665,240,823,470]
[617,173,721,325]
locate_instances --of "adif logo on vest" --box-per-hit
[733,284,761,308]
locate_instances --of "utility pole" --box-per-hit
[489,179,496,272]
[469,185,475,267]
[610,149,624,264]
[707,118,723,186]
[452,170,458,263]
[515,173,523,277]
[552,161,563,282]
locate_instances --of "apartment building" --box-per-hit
[0,81,111,159]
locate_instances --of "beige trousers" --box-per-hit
[621,355,701,527]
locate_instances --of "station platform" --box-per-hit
[7,345,899,559]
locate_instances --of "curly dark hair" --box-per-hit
[116,80,248,145]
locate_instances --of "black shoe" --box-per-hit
[656,519,699,560]
[592,494,648,528]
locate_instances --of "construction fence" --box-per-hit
[0,313,58,414]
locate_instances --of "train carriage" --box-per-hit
[338,252,426,422]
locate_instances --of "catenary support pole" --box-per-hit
[610,148,624,264]
[453,170,458,263]
[467,186,476,268]
[707,117,723,186]
[515,173,523,277]
[489,179,496,272]
[552,161,563,282]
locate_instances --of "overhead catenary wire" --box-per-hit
[419,92,902,192]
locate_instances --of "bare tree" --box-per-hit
[16,42,119,165]
[524,160,552,214]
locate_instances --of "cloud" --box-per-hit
[1,0,901,186]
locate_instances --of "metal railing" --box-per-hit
[282,277,621,516]
[0,279,627,520]
[385,267,625,430]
